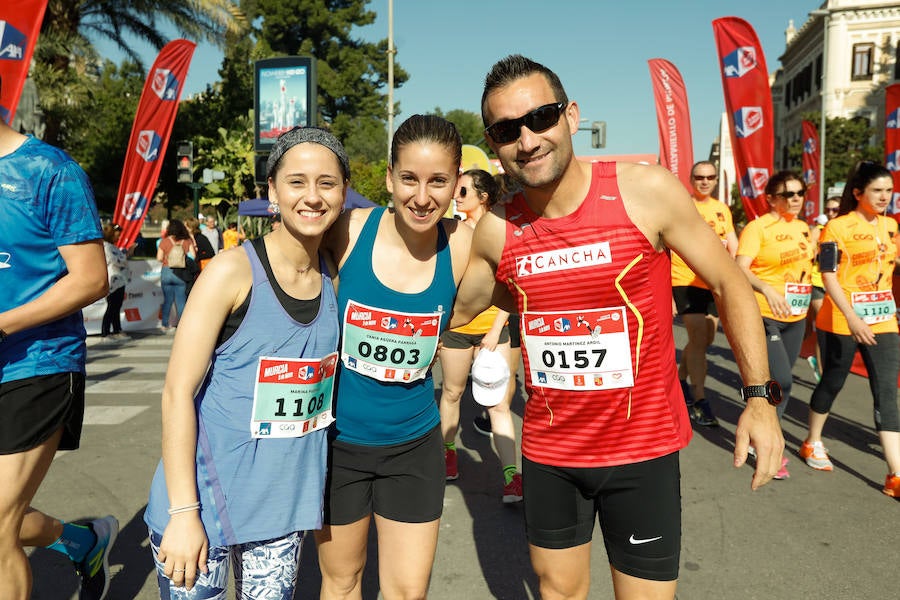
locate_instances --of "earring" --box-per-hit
[269,201,280,215]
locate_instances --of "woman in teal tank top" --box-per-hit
[317,115,472,599]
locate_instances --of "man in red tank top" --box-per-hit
[451,55,784,600]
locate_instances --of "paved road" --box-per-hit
[30,324,898,599]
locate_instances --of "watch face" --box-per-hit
[765,380,783,405]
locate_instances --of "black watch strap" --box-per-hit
[740,379,783,406]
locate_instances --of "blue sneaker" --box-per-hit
[76,515,119,600]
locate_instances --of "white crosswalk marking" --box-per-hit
[83,405,149,425]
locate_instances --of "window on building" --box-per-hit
[816,54,823,90]
[852,43,874,80]
[895,43,900,80]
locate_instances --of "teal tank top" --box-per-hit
[335,207,456,445]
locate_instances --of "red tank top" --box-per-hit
[497,162,691,467]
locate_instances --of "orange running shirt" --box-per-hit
[816,212,899,335]
[670,197,735,289]
[736,213,814,322]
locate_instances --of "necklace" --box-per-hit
[272,241,314,275]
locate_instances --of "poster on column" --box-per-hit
[0,0,48,124]
[712,17,774,220]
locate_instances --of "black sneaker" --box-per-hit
[76,515,119,600]
[690,399,719,427]
[472,415,492,437]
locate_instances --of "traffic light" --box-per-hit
[591,121,606,149]
[176,141,193,183]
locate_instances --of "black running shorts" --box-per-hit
[522,452,682,581]
[672,286,718,317]
[0,372,85,454]
[324,425,445,525]
[440,326,510,350]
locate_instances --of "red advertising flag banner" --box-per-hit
[0,0,48,124]
[647,58,694,192]
[801,120,820,224]
[114,39,196,249]
[885,83,900,217]
[712,17,775,220]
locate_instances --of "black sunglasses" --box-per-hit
[776,190,806,199]
[825,206,839,213]
[485,102,567,144]
[459,186,467,198]
[693,174,717,181]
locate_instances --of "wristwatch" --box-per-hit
[740,379,783,406]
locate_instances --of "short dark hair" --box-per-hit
[481,55,568,126]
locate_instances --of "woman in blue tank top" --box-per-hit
[144,128,349,597]
[316,115,472,599]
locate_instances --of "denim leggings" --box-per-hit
[763,318,806,419]
[810,331,900,432]
[160,266,187,327]
[150,529,304,599]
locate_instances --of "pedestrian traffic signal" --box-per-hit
[591,121,606,149]
[176,141,193,183]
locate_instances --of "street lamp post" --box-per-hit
[810,8,830,213]
[387,0,394,162]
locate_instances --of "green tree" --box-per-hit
[66,59,145,213]
[433,108,487,149]
[33,0,245,146]
[787,114,884,193]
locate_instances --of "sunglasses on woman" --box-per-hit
[485,102,567,144]
[776,190,806,199]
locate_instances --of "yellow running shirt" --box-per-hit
[737,213,814,322]
[671,197,735,289]
[816,212,899,336]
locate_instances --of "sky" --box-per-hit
[97,0,825,159]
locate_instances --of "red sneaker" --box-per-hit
[445,448,458,481]
[883,473,900,498]
[502,473,523,504]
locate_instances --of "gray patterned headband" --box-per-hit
[266,127,350,181]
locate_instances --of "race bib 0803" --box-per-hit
[522,307,634,392]
[341,300,441,382]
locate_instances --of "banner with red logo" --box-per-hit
[885,83,900,218]
[801,120,820,224]
[0,0,48,124]
[712,17,774,220]
[648,58,694,191]
[113,39,196,249]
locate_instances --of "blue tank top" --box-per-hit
[145,241,339,546]
[335,207,456,445]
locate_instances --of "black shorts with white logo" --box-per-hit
[522,451,681,581]
[0,372,85,454]
[324,425,445,525]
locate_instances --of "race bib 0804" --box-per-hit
[522,307,634,392]
[341,300,441,382]
[250,353,338,438]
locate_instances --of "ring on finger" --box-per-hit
[173,568,185,573]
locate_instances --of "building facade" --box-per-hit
[773,1,900,171]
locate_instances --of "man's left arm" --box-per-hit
[0,240,108,336]
[624,165,783,490]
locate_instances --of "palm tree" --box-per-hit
[33,0,248,145]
